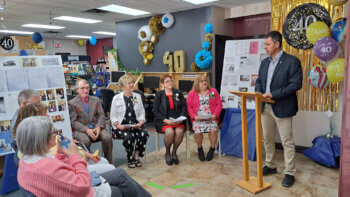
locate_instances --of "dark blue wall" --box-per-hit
[115,7,212,72]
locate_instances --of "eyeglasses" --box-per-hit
[164,80,173,84]
[51,129,60,136]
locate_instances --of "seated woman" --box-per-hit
[186,74,223,162]
[13,103,115,174]
[110,75,149,168]
[153,74,187,165]
[16,116,151,197]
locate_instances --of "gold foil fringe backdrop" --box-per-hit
[271,0,344,112]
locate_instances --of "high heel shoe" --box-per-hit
[165,153,173,166]
[172,153,179,165]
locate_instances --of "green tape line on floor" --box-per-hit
[146,182,165,189]
[170,183,195,189]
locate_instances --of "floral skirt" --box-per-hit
[192,120,218,134]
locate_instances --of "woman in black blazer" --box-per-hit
[153,74,187,165]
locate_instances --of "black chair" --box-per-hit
[99,88,115,117]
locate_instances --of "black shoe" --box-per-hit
[128,160,136,168]
[282,174,295,187]
[165,153,173,166]
[206,147,215,161]
[172,153,179,165]
[262,166,277,176]
[198,147,205,162]
[133,159,142,167]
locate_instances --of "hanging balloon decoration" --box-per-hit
[192,23,214,70]
[331,18,346,43]
[282,3,332,49]
[78,39,85,46]
[32,32,43,43]
[306,21,331,45]
[308,66,328,90]
[326,58,345,82]
[313,37,338,62]
[90,36,97,45]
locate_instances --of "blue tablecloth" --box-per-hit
[220,108,256,161]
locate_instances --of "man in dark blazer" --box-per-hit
[255,31,303,187]
[69,80,113,164]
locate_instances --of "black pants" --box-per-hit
[99,168,151,197]
[114,127,149,161]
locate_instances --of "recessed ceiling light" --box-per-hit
[182,0,218,5]
[93,31,116,36]
[98,4,150,16]
[22,24,65,29]
[66,35,91,39]
[0,30,34,35]
[54,16,102,24]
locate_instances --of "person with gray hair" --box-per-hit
[10,89,40,140]
[16,116,152,197]
[68,79,113,164]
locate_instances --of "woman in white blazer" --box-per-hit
[110,75,148,168]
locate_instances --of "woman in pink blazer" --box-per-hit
[186,74,222,162]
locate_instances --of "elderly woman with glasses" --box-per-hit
[16,116,151,197]
[153,74,187,165]
[110,75,149,168]
[13,103,115,174]
[186,73,222,162]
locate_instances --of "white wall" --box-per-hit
[44,38,87,55]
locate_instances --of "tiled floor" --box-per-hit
[120,134,339,197]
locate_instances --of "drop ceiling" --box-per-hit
[1,0,268,39]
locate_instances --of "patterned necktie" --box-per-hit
[84,99,89,115]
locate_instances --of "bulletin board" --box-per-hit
[0,55,72,156]
[220,39,267,109]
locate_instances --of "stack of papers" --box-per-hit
[170,116,187,123]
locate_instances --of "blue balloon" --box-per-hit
[90,36,97,45]
[32,32,43,43]
[20,49,28,56]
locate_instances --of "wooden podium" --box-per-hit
[229,91,274,194]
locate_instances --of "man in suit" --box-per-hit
[255,31,303,187]
[69,80,113,164]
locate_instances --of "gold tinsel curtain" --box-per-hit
[271,0,344,112]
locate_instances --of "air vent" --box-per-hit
[44,30,61,34]
[82,8,110,15]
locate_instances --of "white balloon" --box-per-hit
[161,13,175,28]
[137,25,152,41]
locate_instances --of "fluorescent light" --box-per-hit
[93,31,116,36]
[98,4,150,16]
[22,24,65,29]
[182,0,218,5]
[66,35,91,39]
[0,30,34,35]
[54,16,102,24]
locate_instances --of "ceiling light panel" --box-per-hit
[182,0,219,5]
[54,16,102,24]
[0,30,34,34]
[66,35,91,39]
[98,4,150,16]
[93,31,116,36]
[22,24,65,29]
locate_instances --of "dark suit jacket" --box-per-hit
[152,89,187,132]
[68,95,106,133]
[255,51,303,118]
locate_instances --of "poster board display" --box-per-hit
[220,39,266,109]
[0,55,72,156]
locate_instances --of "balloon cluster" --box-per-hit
[306,17,346,88]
